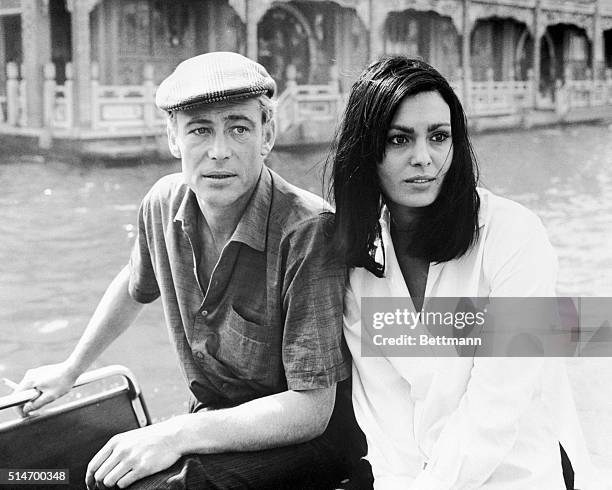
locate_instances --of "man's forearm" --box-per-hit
[170,385,336,455]
[66,265,145,374]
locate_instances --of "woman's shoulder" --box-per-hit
[476,188,557,293]
[478,188,543,227]
[477,188,548,243]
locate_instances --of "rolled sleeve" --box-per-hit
[128,193,161,304]
[281,214,350,390]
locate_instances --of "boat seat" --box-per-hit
[0,365,150,489]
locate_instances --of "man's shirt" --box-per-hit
[128,166,350,408]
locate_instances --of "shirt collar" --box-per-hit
[379,196,487,233]
[173,166,272,252]
[376,193,486,273]
[174,184,197,229]
[230,166,271,252]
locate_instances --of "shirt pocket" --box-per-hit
[216,306,271,381]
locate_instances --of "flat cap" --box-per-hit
[155,52,276,112]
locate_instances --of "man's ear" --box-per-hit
[166,120,181,159]
[261,119,276,157]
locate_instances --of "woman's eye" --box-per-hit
[388,135,408,146]
[431,132,450,143]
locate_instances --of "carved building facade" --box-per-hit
[0,0,611,148]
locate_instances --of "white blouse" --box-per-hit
[344,188,602,489]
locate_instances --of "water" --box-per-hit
[1,124,611,471]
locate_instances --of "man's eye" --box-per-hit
[387,135,409,146]
[192,127,211,136]
[431,132,450,143]
[232,126,250,136]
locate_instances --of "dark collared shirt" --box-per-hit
[128,166,350,408]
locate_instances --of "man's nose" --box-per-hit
[409,138,432,167]
[207,134,231,160]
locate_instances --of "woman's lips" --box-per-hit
[404,176,435,184]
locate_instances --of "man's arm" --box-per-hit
[87,385,336,489]
[177,383,336,451]
[17,265,144,414]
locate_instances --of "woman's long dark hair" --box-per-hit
[328,56,480,276]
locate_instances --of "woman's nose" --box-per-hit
[409,138,432,167]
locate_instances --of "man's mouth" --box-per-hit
[202,172,236,180]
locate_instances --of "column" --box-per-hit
[462,0,471,110]
[502,21,514,80]
[109,2,119,83]
[368,0,386,61]
[68,0,96,129]
[0,19,5,90]
[207,1,217,52]
[533,0,542,107]
[593,0,603,80]
[245,0,258,60]
[21,0,51,128]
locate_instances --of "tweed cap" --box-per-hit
[155,52,276,112]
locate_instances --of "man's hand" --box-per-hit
[86,421,182,489]
[16,361,79,415]
[16,266,145,417]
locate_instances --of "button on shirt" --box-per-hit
[344,189,601,489]
[128,166,349,409]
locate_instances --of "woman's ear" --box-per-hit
[166,119,181,159]
[260,119,276,157]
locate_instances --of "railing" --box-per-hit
[276,84,297,134]
[469,80,532,116]
[17,77,26,127]
[277,84,343,131]
[0,94,6,123]
[3,61,26,126]
[452,69,534,117]
[3,62,612,135]
[566,77,612,108]
[90,63,165,131]
[43,62,73,129]
[276,64,343,133]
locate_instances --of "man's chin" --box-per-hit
[192,180,235,197]
[196,192,243,212]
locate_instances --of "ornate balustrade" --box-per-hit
[2,62,26,127]
[470,80,533,116]
[2,61,612,136]
[43,62,73,129]
[566,77,612,108]
[276,85,297,134]
[277,84,343,132]
[451,69,534,117]
[90,63,165,131]
[275,64,343,133]
[0,94,6,123]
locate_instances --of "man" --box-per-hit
[16,52,360,489]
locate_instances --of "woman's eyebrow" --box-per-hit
[388,123,451,133]
[427,123,451,131]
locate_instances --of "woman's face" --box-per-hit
[377,91,453,219]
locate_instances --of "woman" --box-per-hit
[329,57,600,489]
